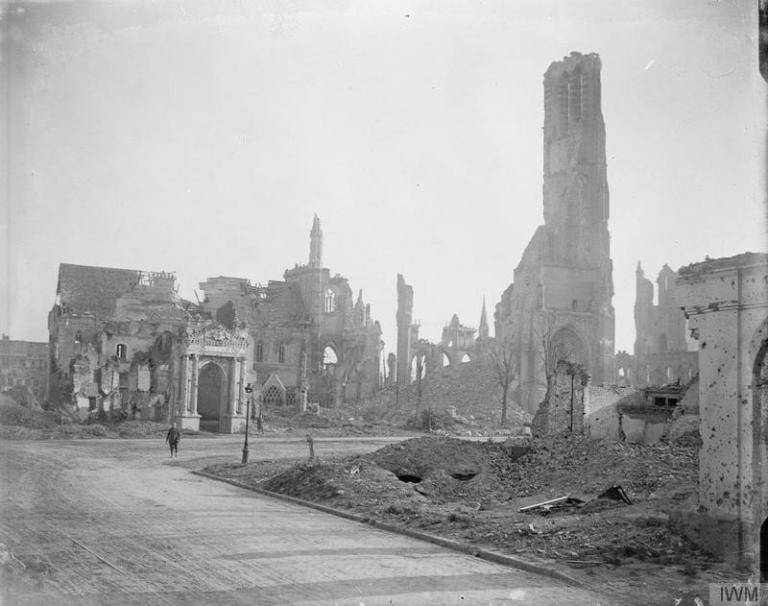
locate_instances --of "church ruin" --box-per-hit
[47,216,384,431]
[495,52,615,413]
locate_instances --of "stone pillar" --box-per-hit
[175,353,201,431]
[183,355,191,412]
[236,358,245,414]
[190,354,199,415]
[229,358,237,413]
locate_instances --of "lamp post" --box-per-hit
[242,383,253,464]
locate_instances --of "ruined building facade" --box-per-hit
[0,335,48,403]
[47,217,383,431]
[393,274,490,402]
[615,263,698,387]
[670,252,768,577]
[496,52,615,413]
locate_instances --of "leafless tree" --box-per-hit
[490,335,517,426]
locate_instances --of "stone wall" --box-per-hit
[531,361,588,436]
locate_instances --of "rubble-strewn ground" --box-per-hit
[205,433,741,604]
[0,396,512,440]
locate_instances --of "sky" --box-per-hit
[1,0,765,359]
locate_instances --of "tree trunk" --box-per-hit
[501,383,508,426]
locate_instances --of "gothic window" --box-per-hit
[255,341,264,363]
[324,288,336,313]
[263,385,284,407]
[278,343,286,364]
[323,346,337,370]
[116,344,127,360]
[74,330,82,344]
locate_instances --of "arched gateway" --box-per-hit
[174,323,250,433]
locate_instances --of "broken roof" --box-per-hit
[56,263,178,319]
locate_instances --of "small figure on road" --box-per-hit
[165,424,181,457]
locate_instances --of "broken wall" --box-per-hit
[531,361,588,436]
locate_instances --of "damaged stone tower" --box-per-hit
[496,52,615,412]
[395,274,414,403]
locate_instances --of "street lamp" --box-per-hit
[242,383,253,464]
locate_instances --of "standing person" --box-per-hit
[256,404,263,434]
[165,424,181,457]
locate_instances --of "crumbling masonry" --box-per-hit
[496,52,615,413]
[48,217,383,431]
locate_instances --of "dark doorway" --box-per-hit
[198,363,225,432]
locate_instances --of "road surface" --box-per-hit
[0,436,614,605]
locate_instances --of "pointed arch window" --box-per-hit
[278,343,286,364]
[116,344,127,360]
[324,288,336,313]
[255,341,264,363]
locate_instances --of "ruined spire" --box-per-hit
[636,261,644,278]
[309,215,323,268]
[478,297,489,340]
[355,289,364,309]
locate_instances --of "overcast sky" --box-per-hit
[2,0,765,359]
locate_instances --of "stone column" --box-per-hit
[236,357,245,414]
[190,354,199,415]
[182,355,191,413]
[229,358,237,413]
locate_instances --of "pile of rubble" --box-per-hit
[208,431,720,601]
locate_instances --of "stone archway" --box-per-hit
[197,362,226,431]
[548,325,588,369]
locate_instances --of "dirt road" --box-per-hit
[0,436,612,605]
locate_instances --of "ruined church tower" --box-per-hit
[496,52,615,413]
[309,214,323,268]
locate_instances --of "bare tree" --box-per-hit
[490,335,517,426]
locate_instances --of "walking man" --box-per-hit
[165,424,181,457]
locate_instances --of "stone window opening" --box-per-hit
[116,343,127,360]
[74,330,82,344]
[324,289,336,313]
[255,341,264,363]
[278,343,286,364]
[323,346,338,371]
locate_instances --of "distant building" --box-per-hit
[0,335,48,402]
[47,217,383,431]
[614,263,698,387]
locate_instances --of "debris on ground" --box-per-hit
[205,431,727,604]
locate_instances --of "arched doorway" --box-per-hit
[548,326,588,368]
[197,363,226,431]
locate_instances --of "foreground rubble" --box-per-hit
[206,432,740,604]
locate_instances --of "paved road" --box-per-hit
[0,436,612,605]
